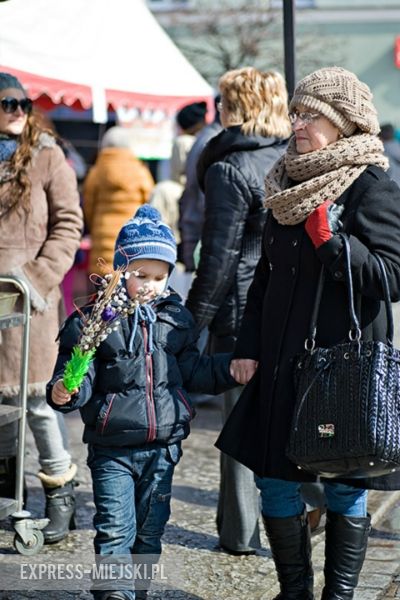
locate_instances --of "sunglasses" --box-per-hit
[0,96,33,115]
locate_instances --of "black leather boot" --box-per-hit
[321,510,371,599]
[263,511,314,600]
[41,481,76,543]
[38,464,77,544]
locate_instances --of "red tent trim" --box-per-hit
[0,65,212,115]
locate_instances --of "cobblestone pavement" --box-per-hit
[0,397,399,600]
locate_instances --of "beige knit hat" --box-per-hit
[289,67,380,137]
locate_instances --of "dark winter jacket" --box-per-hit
[47,291,236,448]
[216,165,400,491]
[185,126,287,346]
[179,121,222,271]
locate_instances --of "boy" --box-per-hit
[47,205,237,600]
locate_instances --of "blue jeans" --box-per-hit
[87,442,182,600]
[255,477,368,518]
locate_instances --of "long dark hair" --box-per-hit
[5,111,56,216]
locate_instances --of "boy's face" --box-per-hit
[125,259,169,302]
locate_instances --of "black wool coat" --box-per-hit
[186,126,287,348]
[216,165,400,491]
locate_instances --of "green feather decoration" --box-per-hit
[63,347,96,392]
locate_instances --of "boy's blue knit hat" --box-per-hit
[114,205,177,269]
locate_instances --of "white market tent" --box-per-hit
[0,0,213,122]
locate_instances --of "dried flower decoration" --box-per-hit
[62,265,169,392]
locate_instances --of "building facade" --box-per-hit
[147,0,400,127]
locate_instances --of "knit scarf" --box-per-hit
[0,134,18,162]
[264,133,389,225]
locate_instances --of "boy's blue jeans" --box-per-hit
[255,477,368,518]
[87,442,182,600]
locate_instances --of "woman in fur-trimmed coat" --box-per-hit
[0,72,83,543]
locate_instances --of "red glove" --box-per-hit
[305,200,344,248]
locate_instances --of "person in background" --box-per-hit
[217,67,400,599]
[170,101,208,207]
[47,205,239,600]
[379,123,400,187]
[186,67,291,555]
[179,95,222,272]
[83,126,154,276]
[0,72,83,543]
[175,100,207,139]
[148,101,207,300]
[149,135,195,246]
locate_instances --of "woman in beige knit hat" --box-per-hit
[216,66,400,599]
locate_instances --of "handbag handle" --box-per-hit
[375,253,394,345]
[305,233,394,350]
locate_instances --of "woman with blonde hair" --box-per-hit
[186,67,291,555]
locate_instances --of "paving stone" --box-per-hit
[0,401,399,600]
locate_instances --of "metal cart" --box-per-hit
[0,275,48,555]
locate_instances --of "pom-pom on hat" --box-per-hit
[176,101,207,131]
[114,205,177,270]
[289,67,380,137]
[0,72,25,93]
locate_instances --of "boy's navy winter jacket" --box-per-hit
[47,291,236,447]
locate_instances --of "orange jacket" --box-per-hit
[83,148,154,273]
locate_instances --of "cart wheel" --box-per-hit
[13,530,44,556]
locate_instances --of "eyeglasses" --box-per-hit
[0,96,33,115]
[288,110,320,126]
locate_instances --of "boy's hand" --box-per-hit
[230,359,258,385]
[52,379,78,405]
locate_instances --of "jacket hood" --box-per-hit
[89,147,142,186]
[197,125,285,189]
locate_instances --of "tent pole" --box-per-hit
[283,0,296,100]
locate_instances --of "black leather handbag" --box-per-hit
[286,234,400,479]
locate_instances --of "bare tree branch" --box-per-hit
[160,1,344,86]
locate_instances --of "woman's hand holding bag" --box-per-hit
[286,234,400,479]
[305,200,345,248]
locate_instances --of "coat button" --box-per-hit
[334,270,343,279]
[292,239,298,247]
[291,266,296,275]
[269,236,274,245]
